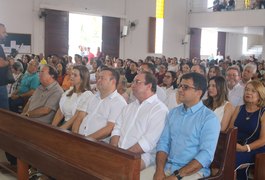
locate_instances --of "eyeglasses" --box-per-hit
[132,79,145,85]
[178,84,197,91]
[226,74,239,77]
[164,75,172,78]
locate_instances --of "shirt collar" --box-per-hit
[96,90,119,100]
[40,81,57,91]
[136,94,157,105]
[181,100,203,113]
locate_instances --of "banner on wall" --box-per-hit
[0,33,31,55]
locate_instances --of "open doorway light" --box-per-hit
[69,13,102,57]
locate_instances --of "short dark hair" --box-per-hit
[45,64,58,80]
[142,71,157,93]
[101,67,120,87]
[130,61,138,67]
[141,63,156,74]
[181,72,207,99]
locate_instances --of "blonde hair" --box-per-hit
[244,80,265,107]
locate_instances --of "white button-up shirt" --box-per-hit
[79,90,127,137]
[162,86,178,110]
[111,94,168,167]
[228,83,244,107]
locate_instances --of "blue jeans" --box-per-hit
[0,85,9,110]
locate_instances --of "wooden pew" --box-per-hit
[200,127,238,180]
[254,153,265,179]
[0,109,141,180]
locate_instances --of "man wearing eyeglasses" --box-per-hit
[141,72,220,180]
[226,65,244,107]
[110,71,168,171]
[128,62,166,103]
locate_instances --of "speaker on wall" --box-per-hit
[122,26,128,36]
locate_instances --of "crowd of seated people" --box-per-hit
[4,51,265,179]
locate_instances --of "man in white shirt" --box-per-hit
[76,67,127,141]
[239,62,257,87]
[128,62,167,103]
[110,71,168,170]
[226,66,244,107]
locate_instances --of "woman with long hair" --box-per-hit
[162,71,179,109]
[230,80,265,180]
[52,65,94,130]
[207,66,221,80]
[203,76,235,131]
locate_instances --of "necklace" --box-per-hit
[245,108,259,120]
[246,113,254,120]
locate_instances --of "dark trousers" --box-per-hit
[0,86,9,110]
[5,152,17,166]
[9,97,24,113]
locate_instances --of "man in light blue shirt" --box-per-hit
[141,72,220,180]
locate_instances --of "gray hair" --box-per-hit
[12,61,24,72]
[244,63,257,74]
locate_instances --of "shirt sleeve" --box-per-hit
[77,91,94,112]
[30,75,40,90]
[156,111,173,154]
[111,108,125,137]
[45,89,63,111]
[107,97,127,123]
[59,92,67,112]
[138,106,168,152]
[194,114,220,167]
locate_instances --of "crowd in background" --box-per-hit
[3,49,265,179]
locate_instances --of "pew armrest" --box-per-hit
[254,153,265,179]
[199,127,237,180]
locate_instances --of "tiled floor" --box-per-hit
[0,150,17,180]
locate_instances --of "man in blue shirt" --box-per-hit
[141,72,220,180]
[9,59,40,113]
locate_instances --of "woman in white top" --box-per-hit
[162,71,178,109]
[203,76,235,131]
[52,65,94,130]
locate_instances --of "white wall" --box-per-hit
[163,0,189,58]
[1,0,189,60]
[225,33,263,60]
[120,0,189,60]
[263,28,265,60]
[190,10,265,27]
[119,0,155,60]
[0,0,126,56]
[225,33,244,60]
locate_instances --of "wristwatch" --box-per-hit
[173,170,183,180]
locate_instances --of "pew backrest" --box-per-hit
[199,127,237,180]
[0,109,141,180]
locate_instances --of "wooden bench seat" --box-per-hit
[0,109,141,180]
